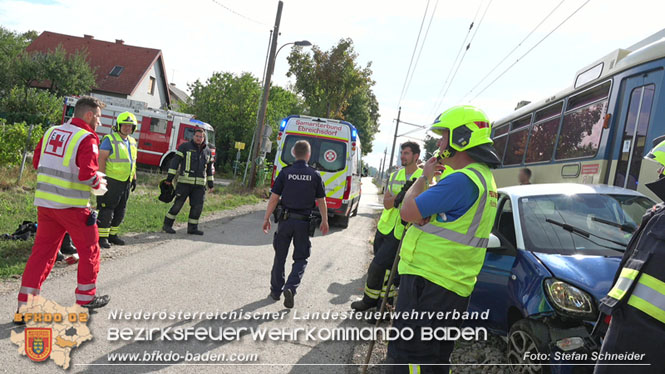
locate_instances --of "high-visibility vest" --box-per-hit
[34,123,94,209]
[377,168,423,237]
[102,132,137,182]
[398,163,498,297]
[602,205,665,324]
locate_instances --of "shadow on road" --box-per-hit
[327,277,365,306]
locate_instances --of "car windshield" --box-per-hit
[281,135,346,172]
[518,193,653,255]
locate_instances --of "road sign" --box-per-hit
[235,142,246,150]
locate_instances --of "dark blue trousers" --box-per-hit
[270,218,311,296]
[387,274,469,373]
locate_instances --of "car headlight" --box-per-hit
[544,279,596,319]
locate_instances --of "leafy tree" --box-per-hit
[423,135,439,160]
[182,72,303,168]
[287,38,379,154]
[0,118,45,166]
[0,27,37,93]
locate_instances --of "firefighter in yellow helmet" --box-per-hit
[594,135,665,374]
[387,105,501,373]
[97,112,138,248]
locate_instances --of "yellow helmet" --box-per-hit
[115,112,138,134]
[431,105,492,153]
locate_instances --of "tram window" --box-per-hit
[526,117,560,163]
[504,128,529,165]
[535,102,563,122]
[567,80,611,111]
[511,115,532,130]
[555,100,608,160]
[493,135,508,162]
[494,125,509,137]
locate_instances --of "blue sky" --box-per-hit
[1,0,664,169]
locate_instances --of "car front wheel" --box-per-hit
[507,319,551,374]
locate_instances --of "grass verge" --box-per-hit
[0,166,263,279]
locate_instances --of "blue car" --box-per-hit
[467,183,654,373]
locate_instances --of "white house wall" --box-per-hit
[130,59,169,109]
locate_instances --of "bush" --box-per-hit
[0,120,45,166]
[0,86,63,125]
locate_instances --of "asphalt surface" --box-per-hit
[0,177,384,373]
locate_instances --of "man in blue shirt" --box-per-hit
[262,140,329,308]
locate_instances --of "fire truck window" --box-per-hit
[150,118,167,134]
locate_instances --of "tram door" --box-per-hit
[612,71,661,190]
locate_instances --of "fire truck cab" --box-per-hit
[63,94,215,171]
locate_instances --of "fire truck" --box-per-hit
[62,94,216,171]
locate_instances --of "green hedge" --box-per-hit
[0,120,45,166]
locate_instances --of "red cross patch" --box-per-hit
[44,129,73,158]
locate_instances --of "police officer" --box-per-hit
[351,141,422,311]
[97,112,138,248]
[387,105,500,373]
[262,140,329,309]
[162,128,214,235]
[594,137,665,374]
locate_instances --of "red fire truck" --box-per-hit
[63,94,215,171]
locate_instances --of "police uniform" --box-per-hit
[97,131,137,246]
[594,178,665,373]
[354,167,422,310]
[270,159,325,299]
[162,139,214,234]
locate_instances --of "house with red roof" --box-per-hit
[26,31,171,109]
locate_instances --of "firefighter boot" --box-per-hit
[351,262,384,311]
[163,217,176,234]
[108,235,125,245]
[99,237,111,249]
[187,224,204,236]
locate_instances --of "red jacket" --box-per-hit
[34,118,101,187]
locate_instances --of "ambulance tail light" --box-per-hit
[271,165,277,188]
[343,176,352,200]
[277,132,283,141]
[352,142,356,152]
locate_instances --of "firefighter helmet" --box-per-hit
[645,137,665,174]
[431,105,492,153]
[115,112,138,134]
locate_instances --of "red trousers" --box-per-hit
[18,207,100,307]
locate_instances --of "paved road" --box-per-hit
[0,178,383,373]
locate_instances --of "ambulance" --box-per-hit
[271,115,362,228]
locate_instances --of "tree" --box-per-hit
[423,135,439,160]
[0,27,37,93]
[287,38,379,154]
[182,72,303,168]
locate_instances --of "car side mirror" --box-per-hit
[488,233,502,249]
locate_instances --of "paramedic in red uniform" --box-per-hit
[15,96,111,321]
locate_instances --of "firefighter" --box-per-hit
[593,137,665,374]
[387,105,500,373]
[97,112,138,248]
[162,128,214,235]
[15,96,111,321]
[262,140,329,308]
[351,141,422,311]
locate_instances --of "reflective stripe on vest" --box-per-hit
[417,168,490,248]
[378,169,416,236]
[393,168,423,240]
[398,163,497,297]
[607,267,665,324]
[34,124,93,209]
[103,132,137,181]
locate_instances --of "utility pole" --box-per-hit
[386,106,401,183]
[248,0,283,188]
[379,147,387,181]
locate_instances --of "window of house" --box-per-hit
[148,77,156,95]
[109,65,124,77]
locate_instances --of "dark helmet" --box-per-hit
[158,179,175,203]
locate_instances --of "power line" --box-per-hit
[210,0,271,27]
[470,0,592,102]
[402,0,440,104]
[460,0,566,102]
[430,0,492,116]
[398,0,431,106]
